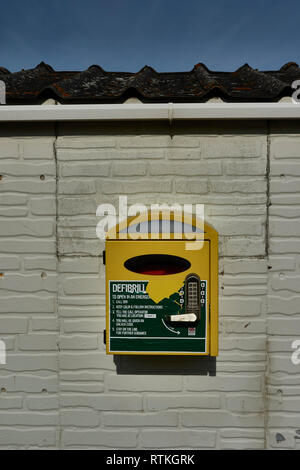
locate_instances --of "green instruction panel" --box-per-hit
[109,280,208,354]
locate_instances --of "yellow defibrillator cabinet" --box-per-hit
[104,211,218,356]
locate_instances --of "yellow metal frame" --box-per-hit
[105,211,218,356]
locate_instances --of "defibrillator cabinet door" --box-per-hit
[106,240,211,356]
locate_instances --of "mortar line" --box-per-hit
[53,121,62,450]
[266,121,271,258]
[264,120,271,449]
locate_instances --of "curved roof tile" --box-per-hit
[1,61,300,104]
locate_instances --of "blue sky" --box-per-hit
[1,0,299,72]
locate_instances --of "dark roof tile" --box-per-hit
[1,62,300,104]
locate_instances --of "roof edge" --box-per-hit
[0,102,300,121]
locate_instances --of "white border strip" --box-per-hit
[110,336,206,340]
[0,102,300,121]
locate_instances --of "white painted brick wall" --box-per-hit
[0,127,58,449]
[0,120,299,450]
[267,125,300,450]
